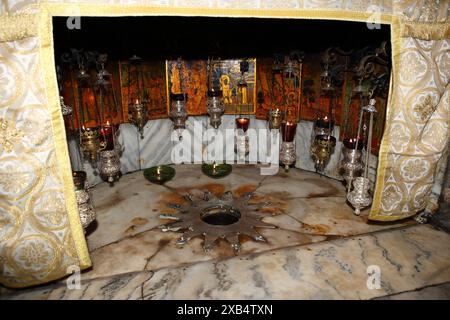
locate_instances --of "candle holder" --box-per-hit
[80,127,107,166]
[72,171,87,190]
[143,165,176,185]
[60,96,72,116]
[206,90,225,129]
[75,189,96,231]
[339,138,364,188]
[235,117,250,161]
[347,177,372,215]
[313,117,335,137]
[268,108,282,130]
[129,99,147,139]
[99,149,121,185]
[280,141,296,171]
[235,117,250,132]
[170,93,188,140]
[280,122,297,171]
[202,163,232,179]
[234,131,250,161]
[72,170,95,231]
[310,134,336,172]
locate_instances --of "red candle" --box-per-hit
[315,116,334,129]
[236,117,250,133]
[99,122,114,150]
[343,137,363,150]
[281,122,297,142]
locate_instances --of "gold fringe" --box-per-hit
[401,21,450,40]
[0,14,39,42]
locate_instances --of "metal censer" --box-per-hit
[310,134,336,172]
[72,171,96,231]
[99,150,121,185]
[339,142,364,188]
[268,108,282,130]
[129,99,147,139]
[347,177,372,215]
[80,127,107,166]
[206,90,225,129]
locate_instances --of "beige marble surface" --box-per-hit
[81,165,412,281]
[3,225,450,300]
[7,164,448,300]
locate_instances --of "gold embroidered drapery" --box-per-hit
[0,0,449,288]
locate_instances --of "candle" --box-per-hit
[135,98,140,105]
[99,122,114,150]
[343,137,364,150]
[315,116,335,129]
[156,166,161,175]
[281,122,297,142]
[236,117,250,133]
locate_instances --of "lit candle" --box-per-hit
[343,137,364,150]
[99,121,114,150]
[316,116,334,129]
[281,122,297,142]
[156,166,161,175]
[235,117,250,133]
[135,98,140,105]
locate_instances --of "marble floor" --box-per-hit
[2,164,450,300]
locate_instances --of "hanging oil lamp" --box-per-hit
[206,58,225,129]
[311,134,336,173]
[99,149,121,185]
[60,96,72,116]
[169,58,188,140]
[72,170,96,231]
[170,93,188,141]
[80,126,107,166]
[95,56,122,185]
[206,90,225,129]
[234,60,251,160]
[98,120,122,185]
[310,59,337,172]
[268,108,282,130]
[347,99,377,215]
[127,55,148,139]
[339,137,364,190]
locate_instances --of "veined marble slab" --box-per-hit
[139,225,450,300]
[3,225,450,300]
[81,165,412,282]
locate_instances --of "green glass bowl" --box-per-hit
[202,163,232,178]
[143,165,176,184]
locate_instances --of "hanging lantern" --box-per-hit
[127,55,148,139]
[99,150,121,185]
[268,108,282,130]
[206,58,225,129]
[234,60,251,160]
[206,90,225,129]
[339,137,364,189]
[76,66,98,129]
[60,96,72,116]
[170,93,188,140]
[347,99,377,215]
[80,127,107,166]
[72,171,96,231]
[310,134,336,172]
[310,50,338,172]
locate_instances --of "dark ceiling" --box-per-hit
[53,16,391,62]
